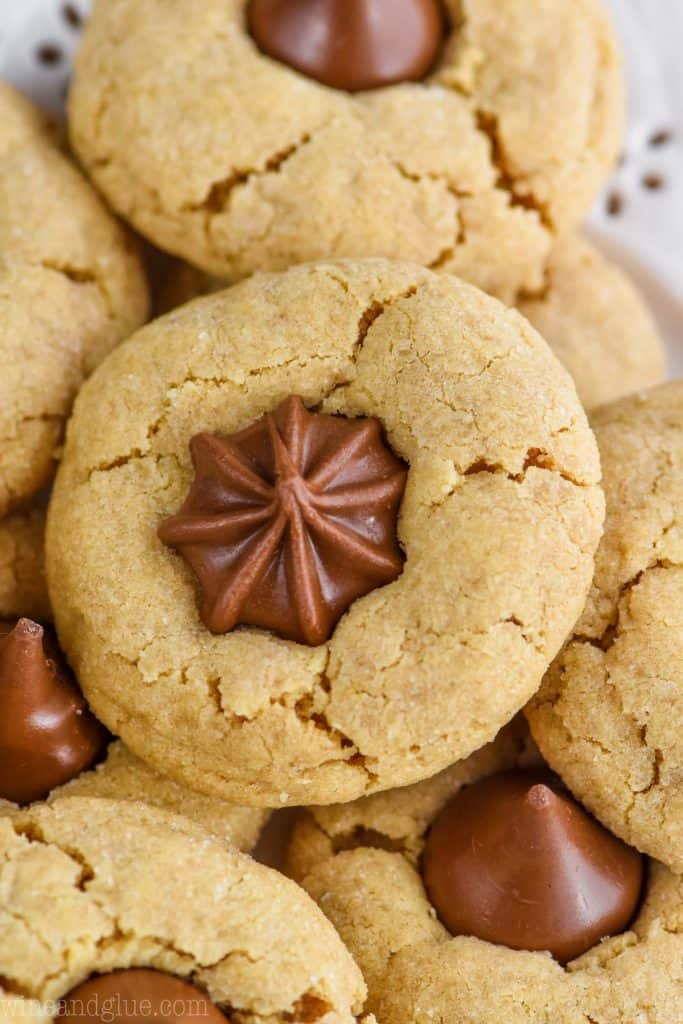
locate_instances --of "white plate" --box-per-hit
[1,0,681,372]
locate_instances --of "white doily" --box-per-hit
[1,0,680,370]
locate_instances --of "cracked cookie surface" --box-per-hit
[46,259,603,806]
[0,797,366,1021]
[528,382,683,873]
[288,719,683,1024]
[156,234,665,413]
[0,84,149,517]
[69,0,622,302]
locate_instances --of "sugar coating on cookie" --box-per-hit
[0,84,149,517]
[288,721,683,1024]
[528,381,683,873]
[46,259,603,806]
[0,797,366,1020]
[69,0,622,301]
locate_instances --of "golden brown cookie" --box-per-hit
[0,504,50,622]
[0,84,148,517]
[518,235,665,410]
[48,740,267,851]
[156,234,665,412]
[528,381,683,872]
[0,797,367,1021]
[288,722,683,1024]
[69,0,622,302]
[46,259,603,806]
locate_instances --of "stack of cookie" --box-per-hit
[0,1,680,1021]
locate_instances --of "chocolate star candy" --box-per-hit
[248,0,446,92]
[422,770,644,964]
[59,970,226,1023]
[0,618,109,805]
[158,395,407,646]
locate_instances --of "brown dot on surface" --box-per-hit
[649,129,672,148]
[63,3,83,28]
[607,191,624,216]
[642,173,665,191]
[36,43,63,66]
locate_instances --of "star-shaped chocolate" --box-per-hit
[158,396,407,645]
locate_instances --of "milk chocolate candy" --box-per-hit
[422,770,644,963]
[248,0,445,92]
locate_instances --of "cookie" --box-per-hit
[0,797,367,1021]
[48,740,267,852]
[0,84,148,517]
[528,381,683,872]
[156,234,665,411]
[0,504,50,622]
[518,235,665,410]
[69,0,622,302]
[46,259,603,806]
[288,721,683,1024]
[0,616,265,850]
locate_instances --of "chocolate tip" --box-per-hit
[526,783,554,809]
[13,618,44,640]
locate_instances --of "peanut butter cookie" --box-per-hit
[528,381,683,872]
[0,798,367,1022]
[47,259,603,806]
[517,235,665,410]
[289,721,682,1024]
[69,0,622,302]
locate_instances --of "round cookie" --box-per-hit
[0,505,50,622]
[0,797,367,1021]
[46,258,603,806]
[0,84,148,517]
[527,381,683,872]
[69,0,622,302]
[155,234,665,412]
[288,721,683,1024]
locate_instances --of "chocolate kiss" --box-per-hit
[248,0,446,92]
[159,396,407,646]
[59,970,227,1023]
[0,619,109,805]
[422,770,644,964]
